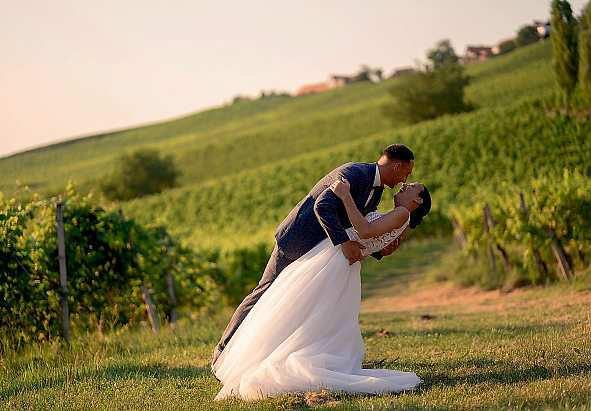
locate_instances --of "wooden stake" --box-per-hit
[485,204,512,274]
[56,201,71,343]
[483,204,497,273]
[451,218,467,249]
[120,209,160,332]
[141,284,160,333]
[548,228,573,280]
[166,252,178,327]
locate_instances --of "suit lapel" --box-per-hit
[364,186,383,213]
[360,163,380,213]
[371,187,384,210]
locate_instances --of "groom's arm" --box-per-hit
[313,188,350,246]
[314,165,369,247]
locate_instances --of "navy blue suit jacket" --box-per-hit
[275,162,384,261]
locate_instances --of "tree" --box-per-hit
[384,64,472,124]
[580,0,591,30]
[426,39,459,69]
[551,0,579,102]
[497,39,517,55]
[100,149,180,201]
[516,25,540,47]
[579,1,591,97]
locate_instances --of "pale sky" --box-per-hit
[1,0,587,157]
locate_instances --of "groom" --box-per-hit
[211,143,414,371]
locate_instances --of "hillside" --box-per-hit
[1,42,552,197]
[123,97,591,249]
[4,40,586,252]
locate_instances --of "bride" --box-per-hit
[213,179,431,401]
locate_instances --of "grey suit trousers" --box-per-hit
[211,243,295,370]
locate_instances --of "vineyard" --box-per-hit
[0,185,272,347]
[0,186,224,347]
[451,170,591,288]
[122,97,591,250]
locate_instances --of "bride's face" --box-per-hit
[393,183,424,212]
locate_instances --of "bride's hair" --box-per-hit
[409,186,431,229]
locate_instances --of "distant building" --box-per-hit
[329,69,382,85]
[533,20,551,38]
[389,67,416,79]
[463,46,494,63]
[296,82,331,96]
[296,66,383,96]
[328,75,353,88]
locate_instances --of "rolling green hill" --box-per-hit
[3,40,586,251]
[122,97,591,249]
[1,41,553,197]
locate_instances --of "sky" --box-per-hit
[1,0,588,157]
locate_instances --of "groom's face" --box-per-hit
[391,160,413,187]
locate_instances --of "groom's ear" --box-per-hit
[414,197,424,205]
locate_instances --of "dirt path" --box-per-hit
[361,281,591,315]
[360,239,591,316]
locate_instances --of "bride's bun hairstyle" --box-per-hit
[409,186,431,229]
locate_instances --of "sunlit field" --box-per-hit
[3,240,590,410]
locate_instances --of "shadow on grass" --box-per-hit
[1,363,211,401]
[361,321,569,339]
[97,363,210,380]
[418,361,591,389]
[362,355,591,392]
[273,358,591,410]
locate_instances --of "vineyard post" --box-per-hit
[519,192,548,277]
[56,201,71,343]
[141,284,160,333]
[484,204,512,274]
[166,249,178,327]
[483,204,497,273]
[451,218,467,249]
[119,209,160,333]
[548,228,573,280]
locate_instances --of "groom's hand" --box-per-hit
[342,240,364,265]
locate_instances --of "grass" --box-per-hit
[3,238,590,410]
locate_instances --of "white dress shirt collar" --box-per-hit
[373,164,382,187]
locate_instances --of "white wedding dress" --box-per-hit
[213,212,421,401]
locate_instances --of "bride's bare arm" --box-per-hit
[331,181,372,237]
[330,179,410,239]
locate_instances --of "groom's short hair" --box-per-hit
[382,144,414,162]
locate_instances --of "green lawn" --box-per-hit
[3,238,590,410]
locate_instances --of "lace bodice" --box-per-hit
[345,211,410,256]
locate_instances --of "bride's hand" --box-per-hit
[330,178,351,200]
